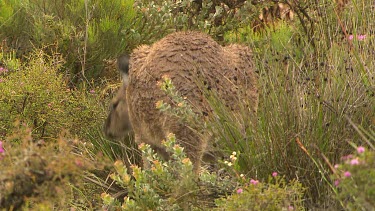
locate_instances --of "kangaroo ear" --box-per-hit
[117,54,130,74]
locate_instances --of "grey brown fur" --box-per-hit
[104,31,258,172]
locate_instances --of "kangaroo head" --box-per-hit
[104,55,132,139]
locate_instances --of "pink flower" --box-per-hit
[334,164,340,169]
[357,146,365,154]
[0,141,4,159]
[272,172,278,177]
[357,35,366,41]
[350,158,359,165]
[250,179,259,185]
[47,103,52,107]
[0,141,4,153]
[334,180,340,186]
[341,154,353,161]
[90,89,95,94]
[348,34,366,41]
[288,205,294,210]
[344,171,351,177]
[0,67,8,74]
[236,188,243,194]
[75,159,84,167]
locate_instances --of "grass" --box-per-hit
[221,1,374,208]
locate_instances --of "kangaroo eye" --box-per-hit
[111,101,119,110]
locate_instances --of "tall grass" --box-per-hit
[219,0,374,208]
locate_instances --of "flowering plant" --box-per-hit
[331,146,375,210]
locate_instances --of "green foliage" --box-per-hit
[156,76,200,125]
[0,49,103,139]
[0,0,271,83]
[102,133,236,210]
[225,21,301,58]
[101,133,305,210]
[0,50,21,71]
[0,0,14,23]
[131,0,262,42]
[0,124,101,210]
[331,125,375,210]
[0,0,138,81]
[219,0,375,208]
[215,175,305,211]
[332,146,375,210]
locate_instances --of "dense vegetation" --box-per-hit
[0,0,374,210]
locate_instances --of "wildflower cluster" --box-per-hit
[224,151,238,167]
[222,151,247,181]
[236,171,279,194]
[0,67,8,74]
[348,34,366,41]
[216,172,305,210]
[334,146,366,184]
[331,146,375,210]
[0,66,8,83]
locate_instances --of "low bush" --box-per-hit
[0,123,104,210]
[101,133,305,210]
[215,175,305,211]
[0,0,137,81]
[330,124,375,211]
[332,145,375,210]
[0,49,103,140]
[102,133,236,210]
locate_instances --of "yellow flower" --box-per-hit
[182,158,192,165]
[155,100,163,108]
[167,133,176,140]
[162,75,170,80]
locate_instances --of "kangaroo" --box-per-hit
[104,31,258,172]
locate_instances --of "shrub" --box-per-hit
[101,133,305,210]
[330,122,375,211]
[0,50,21,71]
[332,145,375,210]
[215,174,305,211]
[0,49,103,140]
[0,123,103,210]
[102,133,236,210]
[0,0,137,81]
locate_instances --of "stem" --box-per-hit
[82,0,89,82]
